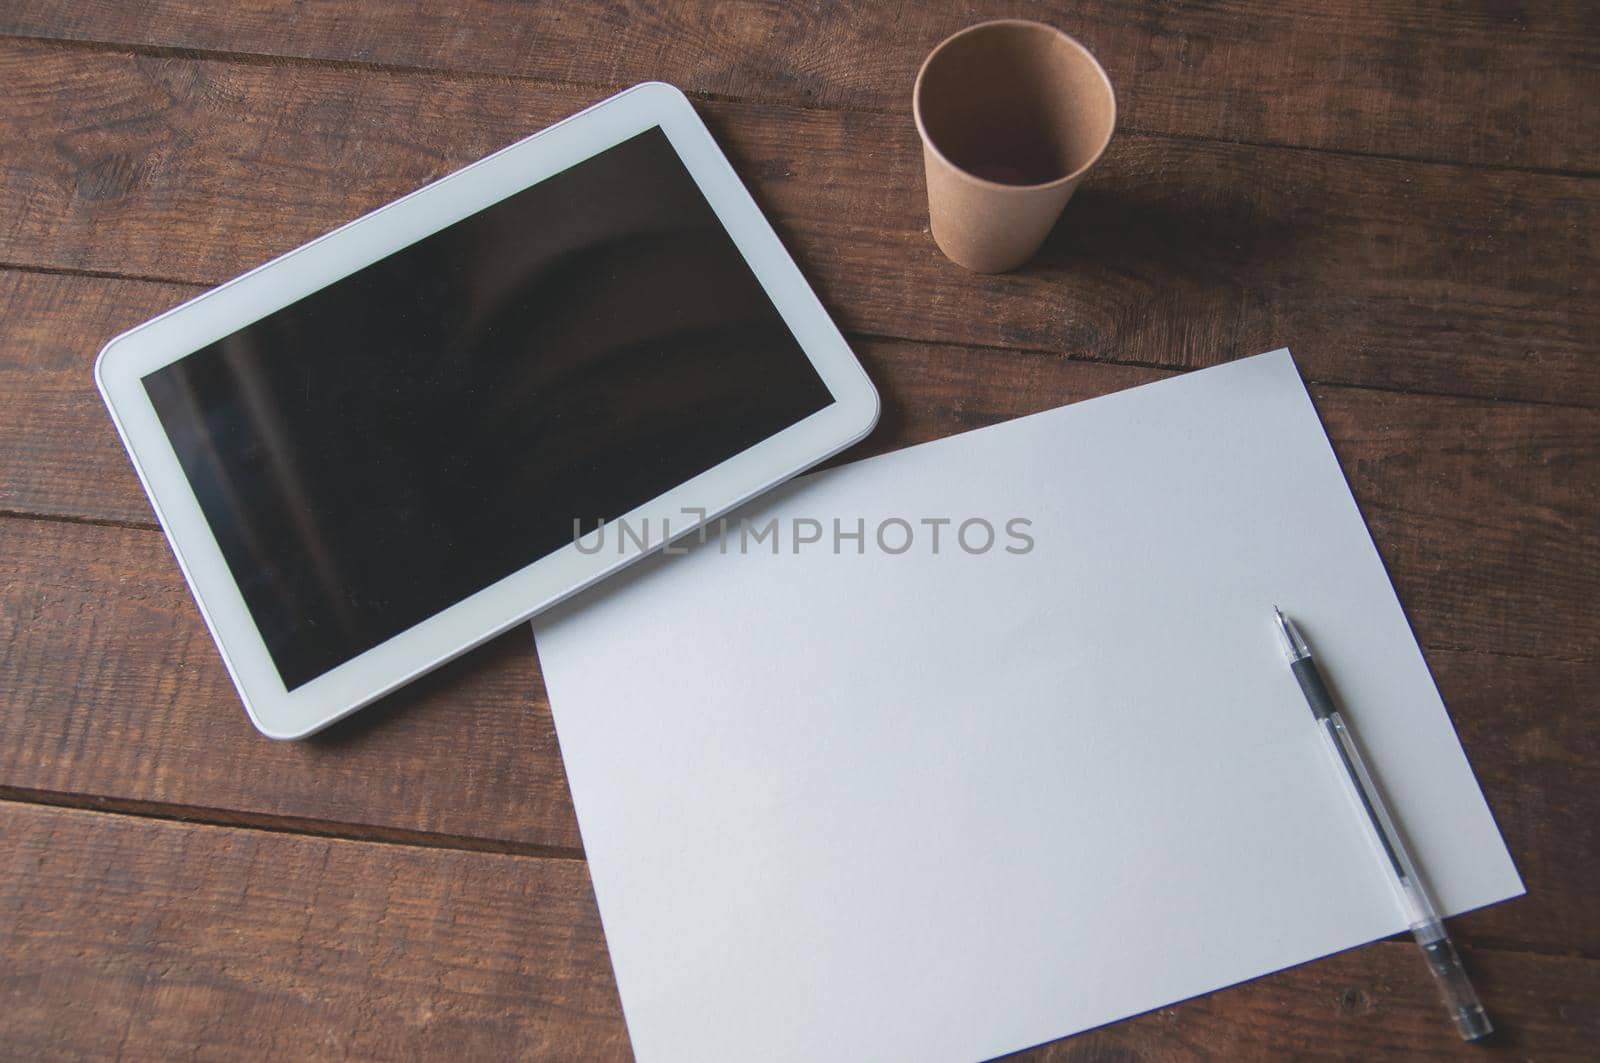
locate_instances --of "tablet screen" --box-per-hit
[142,126,835,690]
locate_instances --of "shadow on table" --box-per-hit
[1032,187,1302,282]
[303,627,530,749]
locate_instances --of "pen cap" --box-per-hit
[1418,934,1493,1041]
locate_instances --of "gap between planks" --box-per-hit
[0,784,588,862]
[3,787,1596,965]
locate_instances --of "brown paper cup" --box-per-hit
[914,20,1117,273]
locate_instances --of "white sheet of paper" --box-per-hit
[533,349,1522,1062]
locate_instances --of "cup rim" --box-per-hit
[913,19,1118,193]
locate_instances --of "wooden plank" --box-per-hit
[1439,652,1600,963]
[3,802,1596,1059]
[0,802,627,1060]
[5,266,1595,658]
[3,369,1596,954]
[0,511,584,851]
[0,270,196,524]
[1019,936,1600,1060]
[849,340,1600,664]
[2,0,1596,172]
[0,41,1594,407]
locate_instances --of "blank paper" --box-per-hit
[532,349,1522,1062]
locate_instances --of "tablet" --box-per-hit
[96,82,878,740]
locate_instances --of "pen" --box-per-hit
[1273,607,1492,1042]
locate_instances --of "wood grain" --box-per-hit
[850,340,1600,663]
[0,801,626,1061]
[1438,652,1600,962]
[1,3,1596,1057]
[0,270,197,524]
[3,801,1596,1061]
[1,0,1595,173]
[5,267,1594,657]
[4,350,1596,957]
[0,509,584,851]
[0,40,1594,408]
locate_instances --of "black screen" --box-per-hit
[144,127,834,689]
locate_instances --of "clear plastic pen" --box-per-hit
[1273,607,1493,1042]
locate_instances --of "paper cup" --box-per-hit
[914,20,1117,273]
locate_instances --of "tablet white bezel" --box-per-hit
[95,82,879,740]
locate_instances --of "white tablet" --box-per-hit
[96,82,878,740]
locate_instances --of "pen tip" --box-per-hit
[1273,607,1310,661]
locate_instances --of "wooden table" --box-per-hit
[2,3,1595,1058]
